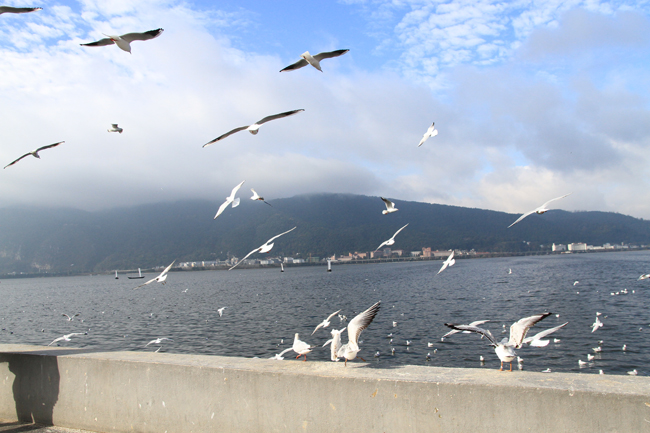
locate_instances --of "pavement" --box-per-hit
[0,421,97,433]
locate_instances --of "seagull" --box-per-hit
[375,224,408,251]
[311,310,341,335]
[322,327,346,361]
[427,342,434,348]
[217,307,227,317]
[507,193,572,228]
[133,260,175,289]
[417,122,438,147]
[48,332,86,346]
[573,281,579,286]
[591,316,603,333]
[229,227,296,270]
[441,320,490,338]
[638,274,650,280]
[627,369,638,376]
[380,197,398,215]
[578,359,588,367]
[250,189,272,206]
[522,322,568,347]
[214,180,245,219]
[592,346,602,353]
[437,251,456,275]
[145,337,171,347]
[108,124,123,133]
[269,347,293,360]
[203,109,304,147]
[445,312,552,371]
[392,321,397,328]
[587,354,595,361]
[62,313,80,321]
[4,141,64,169]
[0,6,42,14]
[280,49,349,72]
[337,301,381,366]
[541,368,552,373]
[80,28,164,53]
[291,333,314,361]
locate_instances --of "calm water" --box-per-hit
[1,251,648,376]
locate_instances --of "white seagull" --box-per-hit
[108,124,123,133]
[445,312,552,371]
[80,28,164,53]
[441,320,490,338]
[269,347,293,360]
[638,274,650,280]
[437,251,456,275]
[0,6,42,14]
[48,332,86,346]
[62,313,80,321]
[522,322,568,347]
[145,337,171,347]
[214,180,245,219]
[250,189,272,206]
[4,141,64,169]
[591,316,604,333]
[311,309,341,335]
[203,109,304,146]
[291,333,314,361]
[375,223,409,252]
[229,227,297,270]
[508,193,572,228]
[217,307,227,317]
[280,49,349,72]
[322,327,346,361]
[381,197,398,215]
[418,122,438,147]
[337,301,381,366]
[133,260,175,289]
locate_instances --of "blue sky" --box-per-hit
[2,0,650,220]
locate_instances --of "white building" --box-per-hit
[552,243,566,252]
[568,243,587,251]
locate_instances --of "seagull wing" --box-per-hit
[507,209,536,228]
[381,197,395,211]
[523,322,568,345]
[4,152,33,169]
[214,199,230,219]
[280,58,308,72]
[278,347,293,357]
[418,122,436,147]
[444,323,498,346]
[251,189,260,200]
[375,240,389,252]
[264,226,297,245]
[159,260,175,278]
[539,193,572,210]
[509,313,551,348]
[35,141,64,152]
[326,309,342,322]
[390,223,409,241]
[81,37,115,47]
[120,28,164,42]
[313,49,350,61]
[228,248,260,271]
[346,301,381,347]
[255,109,305,126]
[0,6,42,13]
[48,336,64,346]
[203,126,249,147]
[228,180,246,201]
[133,276,158,290]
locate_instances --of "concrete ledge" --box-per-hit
[0,344,648,433]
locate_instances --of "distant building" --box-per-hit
[410,251,422,257]
[392,249,404,257]
[433,250,452,258]
[552,243,566,252]
[568,243,587,251]
[422,247,432,258]
[370,250,383,258]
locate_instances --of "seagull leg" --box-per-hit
[344,358,347,367]
[509,362,512,372]
[295,354,300,359]
[499,362,503,371]
[303,355,307,362]
[359,357,366,362]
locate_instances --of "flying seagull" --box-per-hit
[203,109,304,147]
[508,193,572,228]
[381,197,398,215]
[214,180,245,219]
[437,251,455,275]
[445,312,551,371]
[229,227,297,270]
[311,309,341,335]
[418,122,438,147]
[441,320,490,338]
[108,124,123,133]
[133,260,175,289]
[280,49,349,72]
[0,6,42,14]
[375,223,409,251]
[269,347,293,360]
[337,301,381,366]
[48,332,86,346]
[522,322,568,347]
[145,337,171,347]
[62,313,80,321]
[81,28,164,53]
[4,141,64,169]
[250,189,272,206]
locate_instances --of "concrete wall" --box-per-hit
[0,344,648,433]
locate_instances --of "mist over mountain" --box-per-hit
[1,193,648,275]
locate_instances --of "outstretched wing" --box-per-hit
[381,197,395,210]
[347,301,381,346]
[35,141,64,152]
[444,323,498,346]
[159,260,175,278]
[540,193,572,210]
[255,109,304,126]
[81,37,115,47]
[509,313,552,348]
[133,276,157,290]
[121,28,164,43]
[507,210,535,228]
[228,248,260,271]
[390,223,409,241]
[265,226,297,244]
[214,199,230,219]
[280,58,308,72]
[313,49,350,61]
[203,126,249,147]
[0,6,42,14]
[4,152,32,169]
[523,322,568,346]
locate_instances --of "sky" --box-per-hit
[2,0,650,219]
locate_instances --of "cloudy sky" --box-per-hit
[2,0,650,219]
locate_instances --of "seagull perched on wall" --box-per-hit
[291,333,314,361]
[108,124,123,133]
[337,301,381,366]
[508,193,572,228]
[375,223,408,252]
[4,141,64,169]
[203,109,304,146]
[445,312,552,371]
[280,49,349,72]
[214,180,245,219]
[81,28,163,53]
[381,197,398,215]
[229,227,297,270]
[133,260,175,289]
[0,6,42,14]
[418,122,438,147]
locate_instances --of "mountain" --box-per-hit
[1,193,648,275]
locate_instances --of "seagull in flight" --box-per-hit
[337,301,381,366]
[250,189,272,206]
[133,260,175,289]
[48,332,86,346]
[0,6,42,14]
[638,274,650,280]
[62,313,80,321]
[229,227,297,270]
[418,122,438,147]
[375,224,408,251]
[441,320,490,338]
[522,322,568,347]
[214,180,245,219]
[269,347,293,360]
[280,49,349,72]
[80,28,164,53]
[508,193,572,228]
[445,312,552,371]
[311,310,341,335]
[381,197,398,215]
[145,337,171,347]
[217,307,227,317]
[203,109,304,146]
[4,141,64,169]
[437,251,455,275]
[108,124,123,133]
